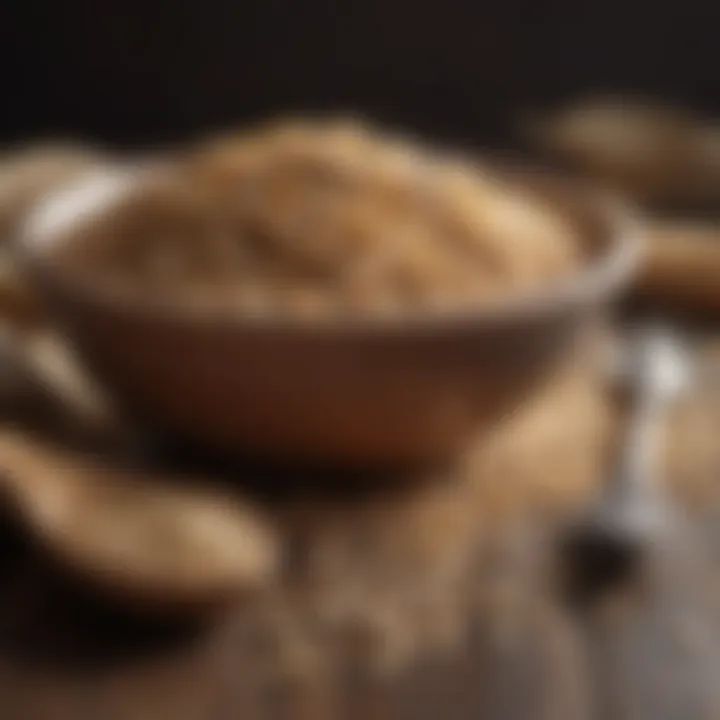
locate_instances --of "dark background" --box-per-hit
[2,1,719,149]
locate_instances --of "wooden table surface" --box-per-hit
[0,331,719,720]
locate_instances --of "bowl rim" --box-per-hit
[18,161,642,335]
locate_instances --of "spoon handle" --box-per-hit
[614,384,665,494]
[609,327,688,498]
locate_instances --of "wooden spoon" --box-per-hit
[0,430,279,612]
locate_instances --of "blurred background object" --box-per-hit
[520,97,720,209]
[0,143,105,329]
[0,144,104,240]
[635,223,720,313]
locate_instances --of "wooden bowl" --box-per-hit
[19,166,639,468]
